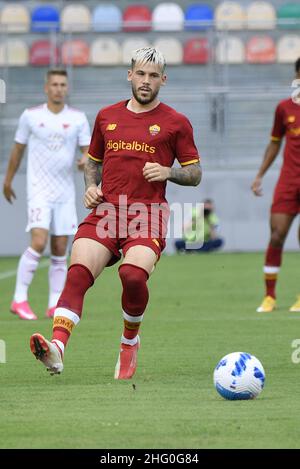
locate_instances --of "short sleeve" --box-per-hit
[271,103,285,142]
[78,113,91,147]
[14,110,30,145]
[88,111,104,163]
[175,115,200,167]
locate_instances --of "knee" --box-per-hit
[52,245,67,257]
[67,264,94,292]
[119,264,148,289]
[31,239,46,254]
[270,231,285,247]
[51,238,68,256]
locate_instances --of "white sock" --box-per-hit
[48,255,67,308]
[14,247,41,303]
[121,335,139,346]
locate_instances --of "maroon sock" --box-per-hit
[264,244,282,299]
[52,264,94,348]
[119,264,149,341]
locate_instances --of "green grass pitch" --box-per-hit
[1,252,300,449]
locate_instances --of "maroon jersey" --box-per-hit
[88,100,200,204]
[271,98,300,182]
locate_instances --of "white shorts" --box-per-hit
[26,199,78,236]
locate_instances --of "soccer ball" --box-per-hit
[213,352,265,400]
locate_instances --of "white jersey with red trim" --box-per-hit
[15,103,91,202]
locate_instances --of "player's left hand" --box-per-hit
[143,162,171,182]
[77,155,88,171]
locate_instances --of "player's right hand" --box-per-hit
[251,176,263,196]
[3,183,16,204]
[84,185,103,209]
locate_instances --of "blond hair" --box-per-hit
[131,47,166,73]
[45,69,68,82]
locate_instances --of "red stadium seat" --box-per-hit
[123,5,151,31]
[61,40,89,66]
[246,36,276,63]
[30,40,60,66]
[183,37,210,64]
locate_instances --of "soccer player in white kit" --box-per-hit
[3,69,91,320]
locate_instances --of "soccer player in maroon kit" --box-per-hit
[29,47,202,378]
[252,58,300,313]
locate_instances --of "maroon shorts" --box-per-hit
[271,180,300,215]
[74,203,169,266]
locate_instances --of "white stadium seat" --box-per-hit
[121,38,151,64]
[277,35,300,63]
[216,36,245,63]
[152,2,184,31]
[0,39,29,66]
[90,38,121,66]
[0,4,30,33]
[153,37,183,64]
[215,1,246,30]
[247,1,276,30]
[61,4,91,32]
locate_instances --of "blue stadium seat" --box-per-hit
[92,4,122,32]
[185,4,214,30]
[31,5,60,32]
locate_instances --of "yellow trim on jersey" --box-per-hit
[180,158,200,167]
[88,153,103,163]
[270,136,281,142]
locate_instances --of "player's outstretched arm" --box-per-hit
[77,146,89,171]
[168,162,202,186]
[84,157,102,188]
[3,142,26,203]
[251,140,281,196]
[143,161,201,187]
[84,158,103,209]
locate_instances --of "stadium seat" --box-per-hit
[61,39,89,66]
[90,38,121,65]
[183,37,210,64]
[216,36,245,63]
[121,38,150,64]
[0,4,30,33]
[92,4,122,32]
[0,39,29,66]
[31,5,60,32]
[30,40,60,66]
[152,3,184,31]
[61,4,91,32]
[153,37,183,64]
[277,35,300,63]
[246,36,276,63]
[246,1,276,30]
[215,1,246,30]
[184,4,214,30]
[277,3,300,29]
[123,5,152,32]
